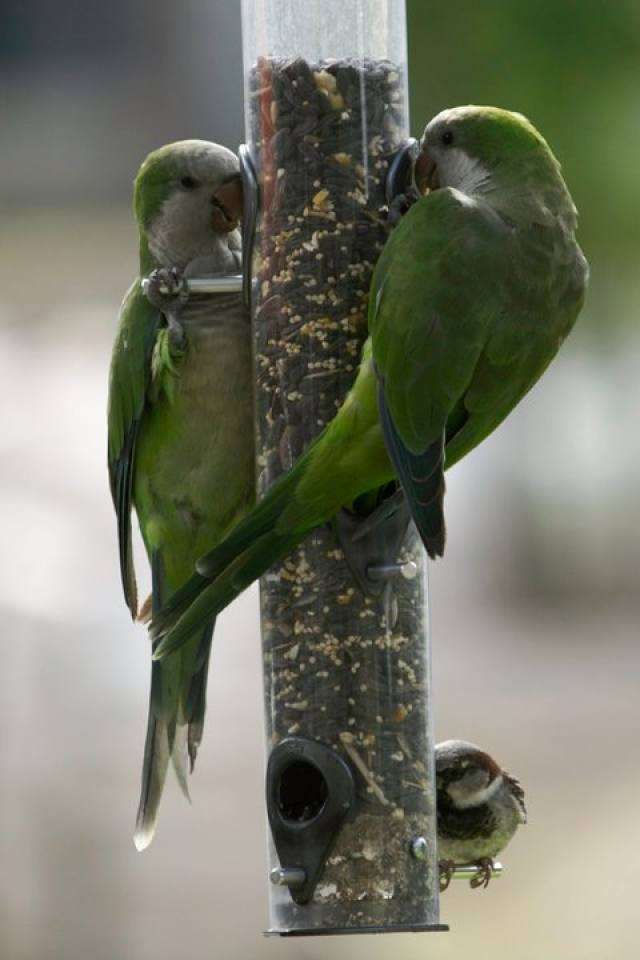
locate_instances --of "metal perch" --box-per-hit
[140,275,242,296]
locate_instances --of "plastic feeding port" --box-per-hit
[266,738,356,905]
[278,759,328,823]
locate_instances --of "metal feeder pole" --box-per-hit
[241,0,444,935]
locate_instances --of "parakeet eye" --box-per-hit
[441,131,454,146]
[180,176,198,190]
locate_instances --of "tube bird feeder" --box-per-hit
[240,0,443,935]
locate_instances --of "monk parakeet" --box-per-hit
[108,140,254,849]
[150,106,588,659]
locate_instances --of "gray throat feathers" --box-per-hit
[446,149,493,199]
[452,149,575,232]
[148,229,241,276]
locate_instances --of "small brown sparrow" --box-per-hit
[436,739,527,891]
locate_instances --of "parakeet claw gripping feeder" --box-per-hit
[241,0,444,936]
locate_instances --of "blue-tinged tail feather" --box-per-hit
[377,382,446,559]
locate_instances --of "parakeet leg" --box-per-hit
[166,313,186,353]
[469,858,495,889]
[439,859,456,892]
[145,268,188,378]
[332,485,411,619]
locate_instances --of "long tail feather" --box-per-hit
[148,572,210,641]
[134,664,170,851]
[170,723,191,802]
[153,526,299,661]
[134,555,214,849]
[186,623,214,772]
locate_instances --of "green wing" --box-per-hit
[442,216,588,469]
[369,188,508,556]
[370,189,586,557]
[108,281,161,617]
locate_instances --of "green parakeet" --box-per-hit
[108,140,254,849]
[150,106,588,660]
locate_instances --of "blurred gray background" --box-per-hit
[1,1,639,959]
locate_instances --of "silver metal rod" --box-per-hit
[367,560,418,582]
[140,275,243,296]
[269,867,307,888]
[451,861,503,881]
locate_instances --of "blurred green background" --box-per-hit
[1,2,638,959]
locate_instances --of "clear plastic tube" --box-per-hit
[241,0,440,935]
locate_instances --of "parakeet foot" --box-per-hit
[145,266,189,312]
[332,486,410,602]
[387,187,421,227]
[439,859,456,892]
[469,858,495,889]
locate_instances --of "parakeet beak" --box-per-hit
[414,146,439,195]
[211,174,243,233]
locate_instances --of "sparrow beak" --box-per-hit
[211,174,243,233]
[414,145,439,195]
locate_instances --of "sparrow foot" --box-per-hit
[438,859,456,892]
[145,266,189,312]
[469,857,495,889]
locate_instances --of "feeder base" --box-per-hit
[265,923,449,937]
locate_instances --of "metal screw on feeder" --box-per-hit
[410,836,428,860]
[367,560,418,582]
[270,867,308,888]
[241,0,443,938]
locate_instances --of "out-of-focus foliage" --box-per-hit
[408,0,640,313]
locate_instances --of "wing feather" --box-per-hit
[369,186,586,534]
[369,189,507,554]
[108,282,161,617]
[370,189,506,456]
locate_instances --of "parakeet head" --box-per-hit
[415,106,560,201]
[134,140,243,268]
